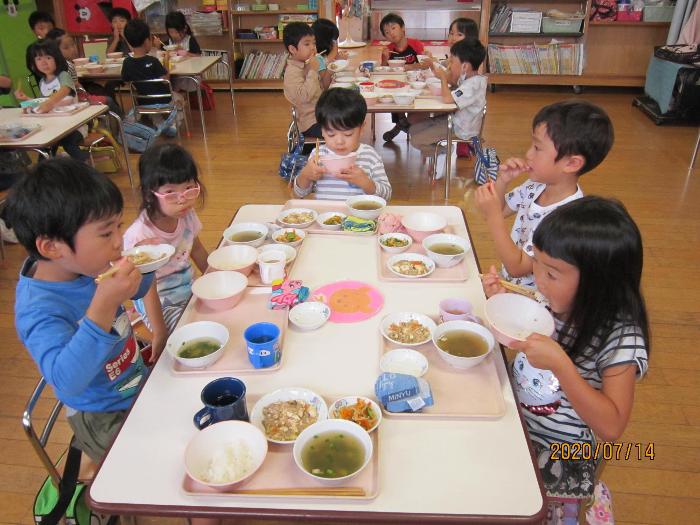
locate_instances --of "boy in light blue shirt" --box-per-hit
[7,159,166,462]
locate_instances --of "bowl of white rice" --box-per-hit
[184,420,268,490]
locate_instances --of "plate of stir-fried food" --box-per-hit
[121,243,175,274]
[250,387,328,444]
[329,396,381,432]
[277,208,318,228]
[380,312,437,346]
[386,253,435,278]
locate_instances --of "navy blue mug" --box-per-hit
[193,377,248,429]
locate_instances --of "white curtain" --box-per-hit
[667,0,700,44]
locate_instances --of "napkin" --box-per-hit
[342,215,376,233]
[269,278,309,310]
[375,372,434,413]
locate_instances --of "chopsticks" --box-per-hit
[230,487,366,496]
[479,274,544,302]
[95,265,119,284]
[315,138,320,163]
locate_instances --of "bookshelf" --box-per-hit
[482,0,672,88]
[229,1,320,89]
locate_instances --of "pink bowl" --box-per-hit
[319,152,356,175]
[427,81,442,96]
[192,271,248,311]
[483,293,555,347]
[207,245,258,276]
[401,212,447,241]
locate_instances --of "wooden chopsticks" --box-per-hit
[479,274,544,302]
[315,138,320,163]
[94,265,119,284]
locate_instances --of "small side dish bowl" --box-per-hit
[191,271,248,311]
[329,396,382,433]
[166,320,229,369]
[378,232,413,254]
[346,195,386,220]
[328,59,349,72]
[391,92,416,106]
[378,94,394,104]
[207,244,258,275]
[432,320,495,370]
[316,211,347,230]
[319,152,356,175]
[401,212,448,241]
[330,82,352,89]
[85,64,105,73]
[387,58,406,67]
[259,243,297,264]
[106,52,124,59]
[409,80,426,91]
[184,420,267,491]
[250,387,328,444]
[484,294,555,347]
[422,233,471,268]
[288,301,331,331]
[222,222,268,248]
[386,252,436,279]
[379,348,429,377]
[380,311,437,347]
[272,227,306,248]
[277,207,318,229]
[293,418,373,483]
[121,243,175,273]
[426,77,442,96]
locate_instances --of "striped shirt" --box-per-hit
[514,318,648,448]
[293,143,392,201]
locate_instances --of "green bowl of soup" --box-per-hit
[166,321,229,369]
[422,233,471,268]
[346,195,386,220]
[293,418,373,483]
[432,320,494,370]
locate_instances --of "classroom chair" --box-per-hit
[287,106,325,155]
[431,104,488,181]
[127,79,189,137]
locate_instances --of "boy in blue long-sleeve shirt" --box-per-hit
[6,159,166,462]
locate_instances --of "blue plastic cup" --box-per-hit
[193,377,248,429]
[360,60,375,73]
[89,55,99,63]
[244,322,281,369]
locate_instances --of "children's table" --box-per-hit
[0,105,134,188]
[87,203,546,523]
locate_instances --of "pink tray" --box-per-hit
[281,199,377,236]
[380,331,506,419]
[0,124,41,142]
[171,288,286,375]
[212,241,300,288]
[182,426,380,500]
[376,227,470,283]
[21,102,91,117]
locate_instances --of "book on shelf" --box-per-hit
[488,42,585,75]
[489,3,513,33]
[239,50,288,80]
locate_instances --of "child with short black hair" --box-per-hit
[475,100,614,289]
[7,158,165,463]
[123,144,209,332]
[283,22,323,142]
[380,12,425,142]
[410,38,487,174]
[107,7,132,56]
[294,88,392,201]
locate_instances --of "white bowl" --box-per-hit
[293,419,373,483]
[272,227,306,248]
[73,57,89,66]
[409,80,426,90]
[387,58,406,67]
[386,253,436,279]
[330,82,352,89]
[378,94,394,104]
[106,52,124,59]
[380,312,437,347]
[166,321,229,369]
[250,387,328,444]
[184,420,267,491]
[277,207,318,229]
[258,243,297,264]
[329,396,382,433]
[379,348,429,377]
[223,222,268,248]
[378,232,413,254]
[207,244,258,275]
[191,271,248,311]
[328,59,349,73]
[432,320,495,370]
[401,212,448,241]
[391,92,416,106]
[316,211,347,230]
[121,243,175,274]
[288,301,331,331]
[345,195,386,220]
[484,294,555,347]
[334,75,356,84]
[422,233,471,268]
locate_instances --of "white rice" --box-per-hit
[201,441,254,483]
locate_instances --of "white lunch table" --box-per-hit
[88,204,545,523]
[0,105,134,188]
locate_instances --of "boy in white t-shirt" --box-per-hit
[409,38,487,177]
[475,100,614,288]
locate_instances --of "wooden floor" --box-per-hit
[0,88,698,524]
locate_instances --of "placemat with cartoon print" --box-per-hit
[311,280,384,323]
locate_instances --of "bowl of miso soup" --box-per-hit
[422,233,471,268]
[166,321,229,369]
[431,320,494,369]
[345,195,386,220]
[223,222,269,248]
[293,418,373,483]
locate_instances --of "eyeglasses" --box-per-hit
[152,184,200,204]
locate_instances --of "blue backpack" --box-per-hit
[471,136,499,185]
[279,134,308,181]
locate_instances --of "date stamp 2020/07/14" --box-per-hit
[550,442,655,461]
